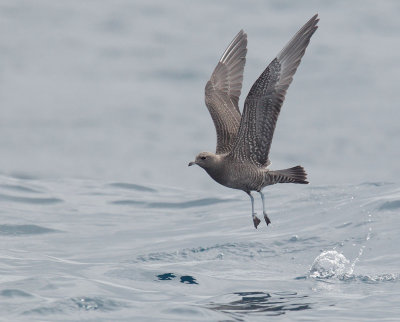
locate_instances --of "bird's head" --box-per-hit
[188,152,219,170]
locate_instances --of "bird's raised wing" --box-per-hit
[205,30,247,154]
[229,14,318,166]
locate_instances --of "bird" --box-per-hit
[188,14,318,229]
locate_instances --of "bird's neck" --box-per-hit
[203,154,226,184]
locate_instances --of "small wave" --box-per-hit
[273,236,322,247]
[208,291,311,317]
[71,297,124,311]
[0,224,59,236]
[108,182,157,192]
[334,222,353,229]
[147,197,235,209]
[312,273,400,284]
[110,196,235,208]
[0,184,41,194]
[0,289,33,298]
[136,242,276,263]
[10,172,37,180]
[360,182,393,187]
[23,297,127,315]
[379,200,400,210]
[110,199,146,205]
[354,274,400,283]
[0,193,63,205]
[23,305,64,315]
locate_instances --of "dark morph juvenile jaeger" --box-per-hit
[189,15,318,228]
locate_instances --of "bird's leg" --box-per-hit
[246,192,261,229]
[258,191,271,225]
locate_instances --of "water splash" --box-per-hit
[309,250,352,279]
[310,208,374,280]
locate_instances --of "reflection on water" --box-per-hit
[209,291,311,319]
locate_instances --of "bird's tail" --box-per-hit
[268,165,309,184]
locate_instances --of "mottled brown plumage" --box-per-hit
[205,30,247,154]
[189,15,319,228]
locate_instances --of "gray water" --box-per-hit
[1,1,400,321]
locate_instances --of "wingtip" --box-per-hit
[238,29,248,40]
[313,13,320,26]
[307,13,320,27]
[239,29,248,41]
[219,29,248,63]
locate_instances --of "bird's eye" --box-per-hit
[200,156,206,160]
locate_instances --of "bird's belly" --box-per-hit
[207,163,264,191]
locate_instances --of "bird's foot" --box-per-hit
[252,213,261,229]
[263,212,271,226]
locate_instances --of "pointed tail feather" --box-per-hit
[269,166,309,184]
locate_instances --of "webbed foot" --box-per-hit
[252,213,261,229]
[264,213,271,226]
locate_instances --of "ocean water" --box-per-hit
[1,1,400,321]
[1,177,399,321]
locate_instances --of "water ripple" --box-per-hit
[71,297,125,311]
[379,200,400,210]
[0,289,33,298]
[23,297,128,315]
[147,198,235,209]
[208,291,311,318]
[110,199,146,205]
[108,182,157,192]
[354,274,400,283]
[0,224,59,236]
[136,242,276,263]
[0,193,63,204]
[110,197,236,209]
[0,184,41,194]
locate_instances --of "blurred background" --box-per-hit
[1,2,400,320]
[1,0,399,191]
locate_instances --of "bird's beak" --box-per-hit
[188,161,195,166]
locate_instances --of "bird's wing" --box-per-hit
[229,14,318,166]
[205,30,247,154]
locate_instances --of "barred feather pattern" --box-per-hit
[230,14,319,167]
[263,165,309,186]
[205,30,248,154]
